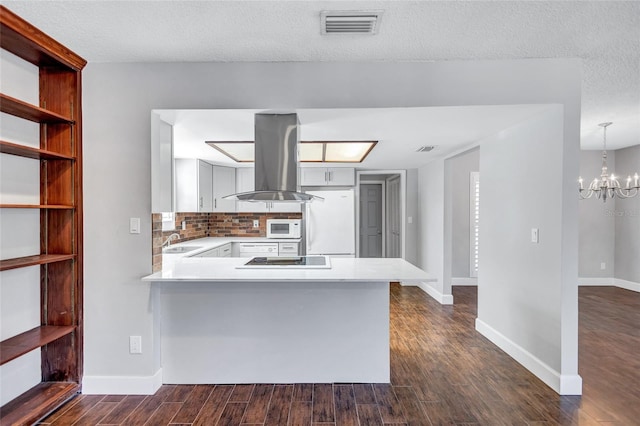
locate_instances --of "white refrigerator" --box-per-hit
[305,189,356,257]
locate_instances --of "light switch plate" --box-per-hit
[253,220,259,228]
[531,228,539,243]
[130,217,141,234]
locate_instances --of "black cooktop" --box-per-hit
[244,256,327,266]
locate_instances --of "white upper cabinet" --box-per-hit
[235,167,300,213]
[176,159,213,212]
[236,167,267,212]
[300,167,355,186]
[176,160,236,212]
[213,165,236,212]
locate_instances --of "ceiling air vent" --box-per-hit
[321,11,383,35]
[416,146,436,153]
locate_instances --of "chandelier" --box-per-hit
[579,122,639,202]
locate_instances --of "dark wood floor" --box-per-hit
[38,285,639,425]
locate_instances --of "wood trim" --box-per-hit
[0,325,75,365]
[0,140,75,160]
[0,382,79,426]
[0,5,86,71]
[0,93,73,123]
[0,254,75,272]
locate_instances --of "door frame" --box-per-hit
[359,181,386,258]
[355,170,406,259]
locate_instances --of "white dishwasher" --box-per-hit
[237,242,279,258]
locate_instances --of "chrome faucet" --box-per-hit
[163,233,181,247]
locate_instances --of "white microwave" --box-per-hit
[266,219,301,239]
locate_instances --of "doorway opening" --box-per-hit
[357,171,404,258]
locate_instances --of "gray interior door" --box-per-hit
[360,184,383,257]
[387,176,401,258]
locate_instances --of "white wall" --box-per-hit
[405,169,419,266]
[450,148,480,279]
[579,150,616,279]
[614,144,640,284]
[417,160,447,302]
[476,107,581,394]
[79,59,581,394]
[578,145,640,288]
[0,50,42,405]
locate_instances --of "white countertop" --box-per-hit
[143,256,434,283]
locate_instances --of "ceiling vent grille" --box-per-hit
[416,146,436,153]
[321,11,383,35]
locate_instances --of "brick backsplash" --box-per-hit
[209,213,301,237]
[151,211,302,271]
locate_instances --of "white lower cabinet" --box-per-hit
[278,242,299,256]
[192,243,231,258]
[218,243,232,257]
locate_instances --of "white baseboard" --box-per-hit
[451,277,477,286]
[578,277,639,293]
[578,277,615,286]
[615,278,640,293]
[82,368,162,395]
[416,282,454,305]
[475,318,582,395]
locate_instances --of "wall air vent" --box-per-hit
[416,146,436,152]
[321,11,383,35]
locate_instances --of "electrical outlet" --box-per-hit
[129,336,142,354]
[600,262,606,270]
[182,220,186,230]
[253,220,259,228]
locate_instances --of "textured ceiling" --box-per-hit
[3,0,639,150]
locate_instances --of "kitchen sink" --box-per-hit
[163,246,202,254]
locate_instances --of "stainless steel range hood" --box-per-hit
[224,113,321,203]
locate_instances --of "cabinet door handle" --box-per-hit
[329,171,333,181]
[324,171,328,182]
[214,199,217,209]
[200,197,203,208]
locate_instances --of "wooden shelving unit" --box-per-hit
[0,93,74,123]
[0,5,86,424]
[0,254,76,272]
[0,140,75,160]
[0,382,79,426]
[0,204,75,209]
[0,325,76,365]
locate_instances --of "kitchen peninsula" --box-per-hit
[143,251,433,384]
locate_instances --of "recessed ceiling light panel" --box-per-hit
[207,140,377,163]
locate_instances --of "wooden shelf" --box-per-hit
[0,325,75,366]
[0,93,73,123]
[0,140,75,160]
[0,254,75,272]
[0,5,86,72]
[0,6,85,421]
[0,204,74,209]
[0,381,79,426]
